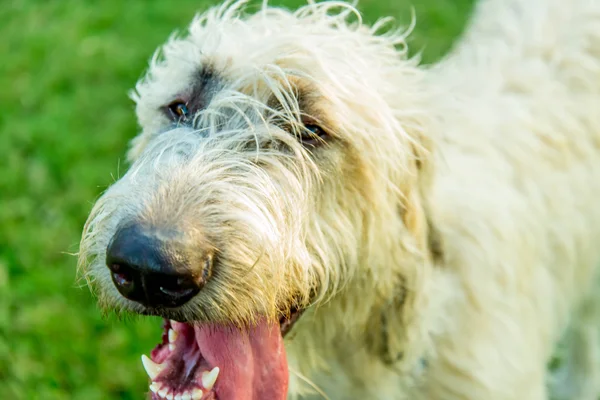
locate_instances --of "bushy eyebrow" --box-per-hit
[161,65,222,120]
[188,66,221,113]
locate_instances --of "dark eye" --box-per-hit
[300,123,327,147]
[167,101,190,121]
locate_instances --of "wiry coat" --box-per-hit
[79,0,600,398]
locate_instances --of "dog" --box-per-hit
[78,0,600,398]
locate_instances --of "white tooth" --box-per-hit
[180,392,192,400]
[166,393,174,400]
[174,394,182,400]
[141,354,165,380]
[149,382,160,393]
[168,329,178,343]
[201,366,220,390]
[169,343,175,351]
[158,387,169,398]
[191,388,204,400]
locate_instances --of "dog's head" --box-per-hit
[79,1,433,398]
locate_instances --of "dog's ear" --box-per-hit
[395,134,441,260]
[367,140,442,369]
[367,199,440,369]
[367,283,408,366]
[401,172,444,265]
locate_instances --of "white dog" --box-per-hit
[79,0,600,398]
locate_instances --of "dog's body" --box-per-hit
[79,0,600,399]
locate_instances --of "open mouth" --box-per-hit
[142,307,305,400]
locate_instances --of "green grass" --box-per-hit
[0,0,473,398]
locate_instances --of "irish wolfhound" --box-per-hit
[78,0,600,398]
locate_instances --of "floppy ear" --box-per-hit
[401,149,444,265]
[367,282,408,366]
[366,141,442,369]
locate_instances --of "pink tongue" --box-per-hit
[194,319,288,400]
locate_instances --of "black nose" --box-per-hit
[105,223,212,308]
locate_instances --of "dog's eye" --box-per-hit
[300,123,327,147]
[167,101,190,120]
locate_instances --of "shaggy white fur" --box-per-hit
[79,0,600,399]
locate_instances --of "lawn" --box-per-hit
[1,0,474,398]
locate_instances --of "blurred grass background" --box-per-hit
[0,0,474,398]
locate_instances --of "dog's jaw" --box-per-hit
[143,318,289,400]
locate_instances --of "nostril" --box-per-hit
[110,263,134,288]
[150,273,201,304]
[108,262,138,297]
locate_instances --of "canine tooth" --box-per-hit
[180,393,191,400]
[174,394,182,400]
[169,343,175,351]
[166,393,174,400]
[149,382,160,393]
[158,387,169,398]
[168,329,178,343]
[141,354,165,380]
[201,366,219,390]
[191,388,204,400]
